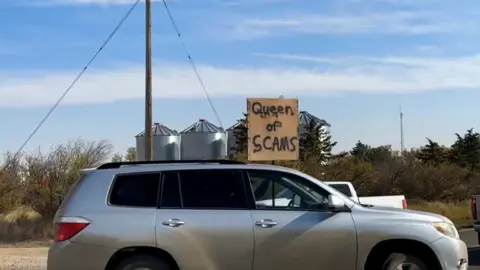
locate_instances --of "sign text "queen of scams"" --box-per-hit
[247,98,299,161]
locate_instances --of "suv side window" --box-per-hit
[247,170,330,210]
[160,171,182,208]
[178,169,247,209]
[109,173,160,207]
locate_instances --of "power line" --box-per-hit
[14,0,141,157]
[161,0,224,130]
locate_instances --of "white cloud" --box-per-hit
[232,10,472,39]
[31,0,283,5]
[20,0,476,40]
[38,0,150,4]
[2,55,480,107]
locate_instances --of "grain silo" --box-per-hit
[135,123,181,161]
[226,120,246,155]
[298,111,331,135]
[180,119,227,160]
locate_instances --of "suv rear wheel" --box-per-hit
[114,255,171,270]
[382,253,428,270]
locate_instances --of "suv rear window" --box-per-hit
[109,173,160,207]
[178,169,247,209]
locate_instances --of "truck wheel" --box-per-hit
[382,252,428,270]
[114,255,171,270]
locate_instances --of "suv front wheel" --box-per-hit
[382,253,428,270]
[114,255,171,270]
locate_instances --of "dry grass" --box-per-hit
[2,206,41,223]
[0,206,53,244]
[409,200,473,228]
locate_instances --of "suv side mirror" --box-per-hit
[328,194,345,209]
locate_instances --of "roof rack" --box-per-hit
[97,160,246,170]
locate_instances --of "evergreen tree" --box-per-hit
[451,128,480,171]
[233,113,248,154]
[416,138,448,165]
[350,141,392,163]
[350,141,370,158]
[299,119,337,163]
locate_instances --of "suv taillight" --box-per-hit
[402,199,407,209]
[471,197,477,220]
[54,219,90,242]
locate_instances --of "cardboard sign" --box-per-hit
[247,98,299,161]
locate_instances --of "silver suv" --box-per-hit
[47,160,468,270]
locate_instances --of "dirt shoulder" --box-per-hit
[0,247,48,270]
[0,241,52,248]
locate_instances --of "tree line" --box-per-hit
[0,119,478,219]
[111,115,480,201]
[230,113,480,201]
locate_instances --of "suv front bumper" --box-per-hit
[429,236,468,270]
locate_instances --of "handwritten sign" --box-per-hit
[247,98,299,161]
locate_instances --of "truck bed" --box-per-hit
[359,195,407,209]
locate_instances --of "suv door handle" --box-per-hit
[162,218,185,227]
[255,219,278,228]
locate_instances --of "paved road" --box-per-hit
[460,228,480,269]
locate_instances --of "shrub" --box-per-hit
[0,206,52,243]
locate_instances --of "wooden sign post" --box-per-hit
[247,98,299,161]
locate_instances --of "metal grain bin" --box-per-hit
[180,119,227,160]
[135,123,181,161]
[298,111,331,135]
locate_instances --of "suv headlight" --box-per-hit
[432,221,459,239]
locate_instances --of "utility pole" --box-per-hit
[144,0,153,161]
[400,106,404,154]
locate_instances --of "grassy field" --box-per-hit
[408,200,473,228]
[0,207,53,244]
[0,201,473,244]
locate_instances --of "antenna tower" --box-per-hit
[400,107,404,154]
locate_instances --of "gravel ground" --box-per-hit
[0,247,47,270]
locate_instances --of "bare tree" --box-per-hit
[20,139,113,217]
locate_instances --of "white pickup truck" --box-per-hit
[325,181,407,209]
[257,180,407,209]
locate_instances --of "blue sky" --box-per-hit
[1,0,480,155]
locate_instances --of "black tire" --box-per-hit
[477,232,480,245]
[382,253,428,270]
[114,255,171,270]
